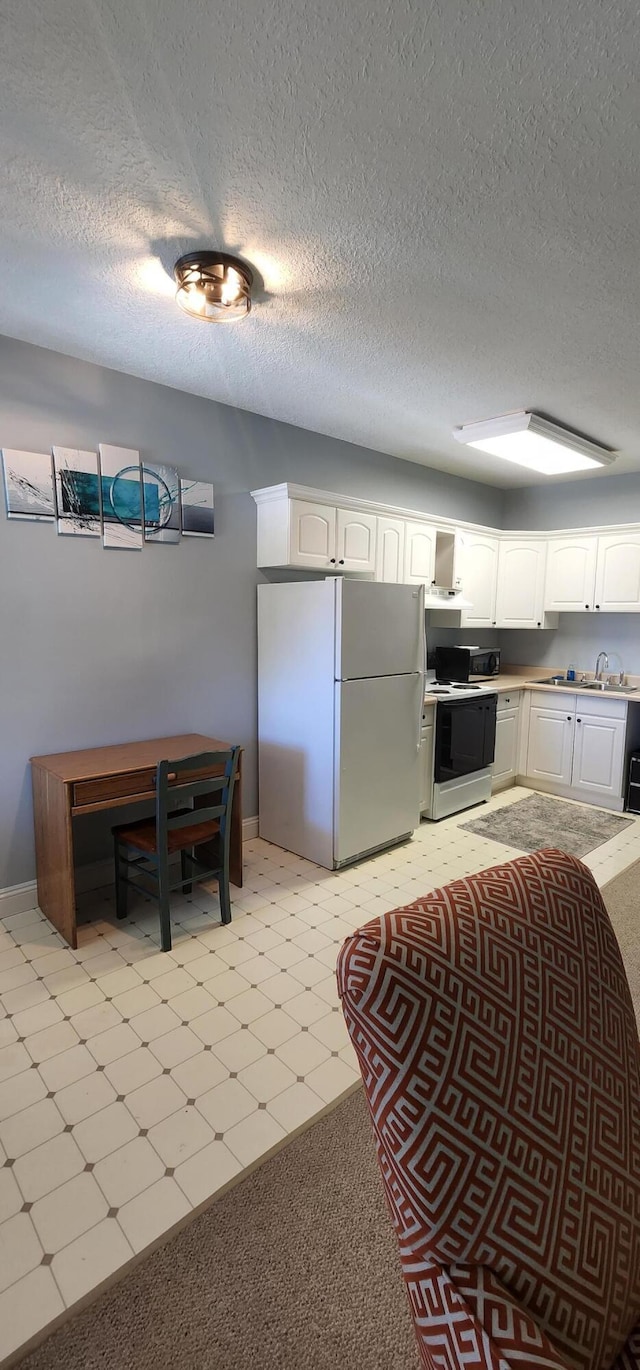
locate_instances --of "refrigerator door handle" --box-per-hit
[417,584,426,751]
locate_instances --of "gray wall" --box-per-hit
[501,474,640,678]
[0,335,504,889]
[504,472,640,532]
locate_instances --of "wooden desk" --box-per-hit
[30,734,243,949]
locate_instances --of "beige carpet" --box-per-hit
[13,861,640,1370]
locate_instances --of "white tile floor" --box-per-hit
[1,785,640,1361]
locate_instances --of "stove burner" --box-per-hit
[436,681,481,691]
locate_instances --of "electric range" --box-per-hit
[424,680,498,820]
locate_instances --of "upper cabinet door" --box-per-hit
[375,517,405,583]
[404,521,437,585]
[458,532,499,627]
[594,533,640,611]
[289,500,337,567]
[495,540,547,627]
[544,536,598,611]
[335,509,377,572]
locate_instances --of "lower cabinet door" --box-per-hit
[527,705,575,784]
[571,713,626,797]
[492,709,519,785]
[419,720,434,812]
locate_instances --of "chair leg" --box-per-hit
[114,837,128,921]
[157,858,172,952]
[158,890,172,952]
[218,870,232,925]
[181,849,192,895]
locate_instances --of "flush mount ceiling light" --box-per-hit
[173,251,253,323]
[453,411,617,476]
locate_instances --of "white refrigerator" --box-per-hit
[257,579,425,868]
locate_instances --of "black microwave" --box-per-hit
[434,645,500,681]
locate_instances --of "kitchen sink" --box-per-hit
[529,677,637,693]
[530,678,576,687]
[583,681,637,692]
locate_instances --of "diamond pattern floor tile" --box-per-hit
[1,794,640,1362]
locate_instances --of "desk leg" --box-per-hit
[229,753,243,889]
[31,768,77,949]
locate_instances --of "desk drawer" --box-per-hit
[73,769,155,808]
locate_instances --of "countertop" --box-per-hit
[424,668,640,706]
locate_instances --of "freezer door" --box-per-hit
[335,579,424,680]
[334,673,422,864]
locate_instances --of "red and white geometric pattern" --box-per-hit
[337,848,640,1369]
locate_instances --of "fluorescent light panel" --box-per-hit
[453,412,616,475]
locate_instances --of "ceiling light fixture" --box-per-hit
[453,411,617,476]
[173,251,253,323]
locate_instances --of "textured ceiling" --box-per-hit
[1,0,639,487]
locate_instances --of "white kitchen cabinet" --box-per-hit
[288,499,337,567]
[254,485,640,622]
[404,521,437,586]
[544,532,640,613]
[571,700,627,799]
[375,517,406,583]
[459,532,499,627]
[594,533,640,611]
[525,691,628,805]
[257,494,377,571]
[527,696,575,785]
[495,540,548,628]
[492,691,522,789]
[335,509,377,572]
[544,536,599,612]
[419,710,435,814]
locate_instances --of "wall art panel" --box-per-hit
[143,463,181,543]
[2,449,55,521]
[53,447,101,536]
[180,479,215,537]
[98,445,143,550]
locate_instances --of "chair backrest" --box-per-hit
[155,747,239,866]
[337,848,640,1370]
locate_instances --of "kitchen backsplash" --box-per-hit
[428,617,639,679]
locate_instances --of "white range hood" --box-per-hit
[424,585,473,611]
[423,530,473,613]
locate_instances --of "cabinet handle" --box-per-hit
[585,604,589,609]
[567,715,572,721]
[329,558,336,564]
[537,621,541,626]
[577,718,582,724]
[339,559,345,565]
[595,604,600,609]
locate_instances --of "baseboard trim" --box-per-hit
[0,880,39,920]
[0,817,260,921]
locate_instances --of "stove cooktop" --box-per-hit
[427,680,498,698]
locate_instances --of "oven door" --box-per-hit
[434,696,497,783]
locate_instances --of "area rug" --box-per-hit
[13,860,640,1370]
[459,792,633,857]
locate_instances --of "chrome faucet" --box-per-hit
[595,650,609,681]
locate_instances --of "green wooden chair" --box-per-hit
[112,746,240,952]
